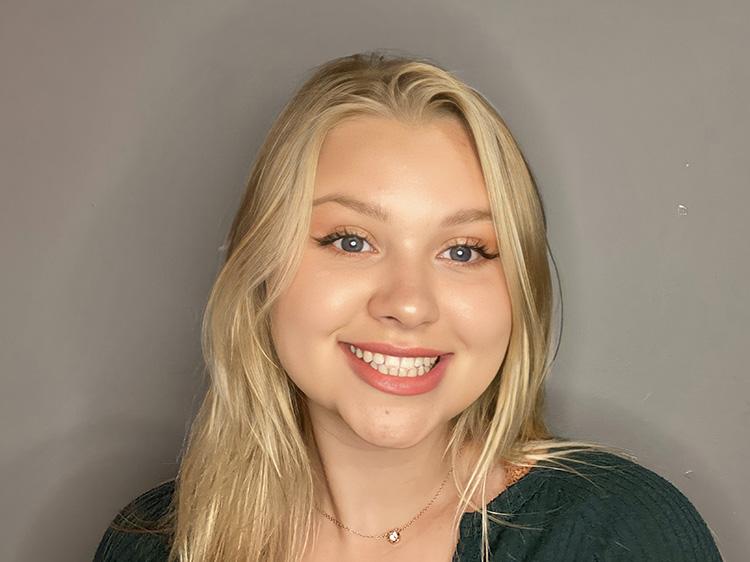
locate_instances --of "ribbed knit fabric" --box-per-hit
[93,450,723,561]
[452,450,722,561]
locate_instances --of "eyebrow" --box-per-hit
[312,194,493,227]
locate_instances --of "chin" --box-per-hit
[343,407,443,450]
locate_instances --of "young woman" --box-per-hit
[93,51,723,562]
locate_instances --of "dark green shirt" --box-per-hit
[93,450,723,561]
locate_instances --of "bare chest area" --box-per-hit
[300,514,460,562]
[301,456,530,561]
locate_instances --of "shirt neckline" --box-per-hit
[456,461,543,538]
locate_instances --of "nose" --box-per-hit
[367,256,440,329]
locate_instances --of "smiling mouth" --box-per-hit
[340,341,451,396]
[345,343,442,378]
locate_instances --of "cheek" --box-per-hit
[273,255,364,336]
[448,268,512,348]
[269,255,365,396]
[442,274,512,400]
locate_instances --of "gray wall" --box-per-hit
[1,1,746,560]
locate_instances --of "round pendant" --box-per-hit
[387,529,400,544]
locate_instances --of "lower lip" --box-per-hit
[339,342,452,396]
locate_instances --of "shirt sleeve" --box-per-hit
[93,525,171,562]
[92,481,175,562]
[565,459,724,561]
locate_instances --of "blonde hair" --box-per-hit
[143,50,631,562]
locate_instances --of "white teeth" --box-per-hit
[348,344,440,378]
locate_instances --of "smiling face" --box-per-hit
[269,114,512,450]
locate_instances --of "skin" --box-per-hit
[269,114,513,560]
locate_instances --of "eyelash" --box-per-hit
[313,228,499,269]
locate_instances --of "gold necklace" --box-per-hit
[314,467,454,545]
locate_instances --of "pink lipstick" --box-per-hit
[339,342,452,396]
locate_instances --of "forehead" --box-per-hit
[313,115,489,211]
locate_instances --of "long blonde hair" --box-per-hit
[155,50,630,562]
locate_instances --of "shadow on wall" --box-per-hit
[2,416,184,562]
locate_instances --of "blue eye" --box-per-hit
[313,228,499,268]
[446,246,475,263]
[332,233,373,253]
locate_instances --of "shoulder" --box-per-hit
[93,479,175,562]
[530,449,723,561]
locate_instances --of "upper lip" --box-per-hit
[344,341,450,357]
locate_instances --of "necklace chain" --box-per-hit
[314,467,454,543]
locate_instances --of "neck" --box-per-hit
[308,405,459,538]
